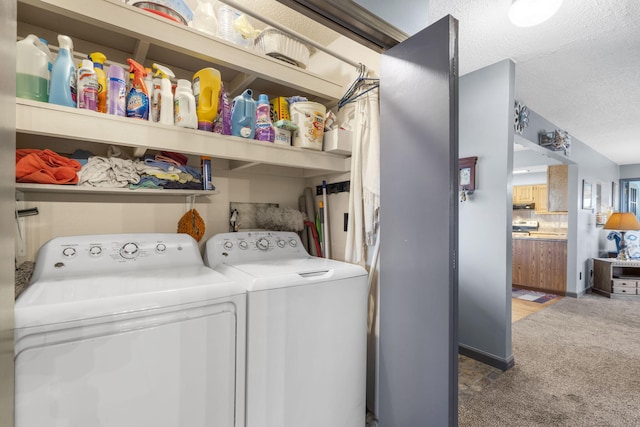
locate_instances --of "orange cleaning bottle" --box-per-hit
[192,67,222,131]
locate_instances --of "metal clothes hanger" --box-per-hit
[338,63,379,109]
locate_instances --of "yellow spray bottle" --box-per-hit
[192,67,221,132]
[88,52,107,113]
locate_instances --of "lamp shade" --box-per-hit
[509,0,563,27]
[603,212,640,231]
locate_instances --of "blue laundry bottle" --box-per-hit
[49,35,77,107]
[231,89,256,139]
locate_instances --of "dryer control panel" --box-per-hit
[30,233,203,281]
[206,231,309,267]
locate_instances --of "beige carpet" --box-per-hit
[459,293,640,426]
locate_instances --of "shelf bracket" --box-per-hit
[132,147,148,158]
[133,40,151,65]
[229,160,261,171]
[226,73,258,98]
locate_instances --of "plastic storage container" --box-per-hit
[16,34,52,102]
[254,28,315,69]
[290,101,326,150]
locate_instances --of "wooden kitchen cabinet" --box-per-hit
[512,238,567,294]
[513,185,534,204]
[534,184,548,213]
[547,164,568,212]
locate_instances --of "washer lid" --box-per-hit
[218,257,367,291]
[15,266,245,329]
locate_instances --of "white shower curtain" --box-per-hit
[345,86,380,266]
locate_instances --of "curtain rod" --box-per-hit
[221,0,362,70]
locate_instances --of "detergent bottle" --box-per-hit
[192,67,222,132]
[174,79,197,129]
[16,34,52,102]
[231,89,256,139]
[254,93,275,142]
[152,63,175,126]
[126,59,149,120]
[88,52,107,113]
[49,34,77,107]
[106,64,127,116]
[77,59,99,111]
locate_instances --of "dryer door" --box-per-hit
[15,300,243,427]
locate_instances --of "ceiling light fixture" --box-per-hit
[509,0,563,27]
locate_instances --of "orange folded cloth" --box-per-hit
[16,149,82,184]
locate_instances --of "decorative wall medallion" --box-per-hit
[514,101,529,134]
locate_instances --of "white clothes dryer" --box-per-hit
[205,231,368,427]
[15,233,246,427]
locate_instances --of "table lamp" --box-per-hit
[603,212,640,260]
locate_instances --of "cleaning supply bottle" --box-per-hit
[16,34,52,102]
[231,89,256,138]
[77,59,99,111]
[151,63,175,126]
[174,79,197,129]
[88,52,107,113]
[49,34,77,107]
[255,93,275,142]
[106,64,127,116]
[126,59,149,120]
[192,67,222,132]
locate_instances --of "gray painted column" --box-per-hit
[457,60,515,369]
[379,15,458,426]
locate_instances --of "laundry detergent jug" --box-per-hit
[16,34,52,102]
[230,89,256,139]
[192,67,222,132]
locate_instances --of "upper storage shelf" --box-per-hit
[17,0,345,101]
[16,0,353,177]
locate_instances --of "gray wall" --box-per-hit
[458,60,514,368]
[0,0,16,425]
[379,16,458,426]
[354,0,429,36]
[620,165,640,179]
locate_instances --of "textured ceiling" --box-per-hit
[428,0,640,166]
[237,0,639,165]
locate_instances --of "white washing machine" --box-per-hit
[205,231,368,427]
[14,233,246,427]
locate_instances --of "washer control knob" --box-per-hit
[277,239,286,248]
[156,243,167,253]
[257,238,269,251]
[120,242,139,259]
[223,241,234,250]
[62,247,76,257]
[239,241,249,250]
[289,238,298,248]
[89,246,102,256]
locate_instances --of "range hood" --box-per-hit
[275,0,409,51]
[513,203,535,210]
